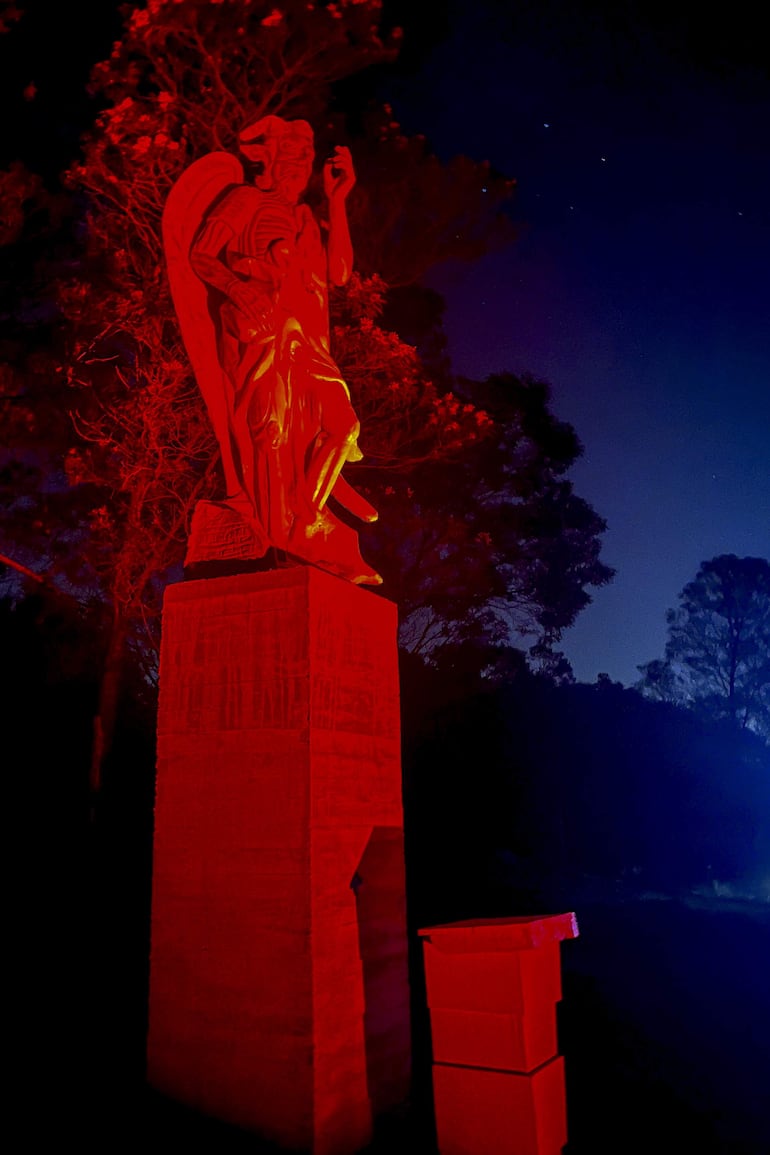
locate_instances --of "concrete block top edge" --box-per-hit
[162,565,397,610]
[417,912,579,952]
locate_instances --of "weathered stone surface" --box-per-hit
[147,567,410,1152]
[432,1056,567,1155]
[419,915,578,1152]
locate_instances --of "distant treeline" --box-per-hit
[400,654,770,927]
[3,592,768,936]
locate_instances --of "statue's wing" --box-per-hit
[162,151,243,494]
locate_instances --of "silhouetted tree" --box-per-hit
[53,0,520,795]
[637,554,770,741]
[368,372,613,669]
[1,0,614,803]
[402,663,770,922]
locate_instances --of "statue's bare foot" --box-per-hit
[331,474,378,523]
[353,567,383,586]
[288,508,381,586]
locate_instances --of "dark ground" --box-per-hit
[19,825,770,1155]
[560,898,770,1155]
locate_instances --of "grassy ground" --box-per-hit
[18,854,770,1153]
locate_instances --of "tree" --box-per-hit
[0,154,98,598]
[0,1,483,795]
[360,372,613,672]
[637,555,770,741]
[1,0,613,802]
[58,0,525,793]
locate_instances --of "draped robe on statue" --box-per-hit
[163,139,379,585]
[198,186,363,551]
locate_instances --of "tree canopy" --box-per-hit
[1,0,614,795]
[637,554,770,742]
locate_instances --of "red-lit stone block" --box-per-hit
[419,915,577,1077]
[147,568,410,1153]
[428,1005,558,1074]
[419,916,577,1151]
[422,936,562,1016]
[432,1056,567,1155]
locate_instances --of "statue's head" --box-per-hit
[238,115,314,203]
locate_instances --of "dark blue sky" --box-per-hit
[383,0,770,683]
[2,1,767,685]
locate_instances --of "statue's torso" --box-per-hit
[214,187,329,344]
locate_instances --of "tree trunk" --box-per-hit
[89,610,127,820]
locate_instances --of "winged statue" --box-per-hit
[162,115,381,585]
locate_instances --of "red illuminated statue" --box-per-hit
[163,115,381,584]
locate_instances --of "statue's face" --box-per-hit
[273,133,314,204]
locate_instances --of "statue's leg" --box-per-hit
[307,419,360,513]
[288,502,382,586]
[330,475,378,523]
[288,350,365,522]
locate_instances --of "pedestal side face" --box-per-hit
[423,940,561,1015]
[432,1057,566,1155]
[428,1007,558,1074]
[157,570,312,739]
[148,569,410,1152]
[148,572,315,1144]
[306,572,408,1150]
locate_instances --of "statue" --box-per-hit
[162,115,381,585]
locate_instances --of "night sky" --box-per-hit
[3,0,768,685]
[3,12,768,1149]
[382,0,770,684]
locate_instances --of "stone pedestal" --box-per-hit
[431,1056,567,1155]
[419,915,578,1155]
[147,568,410,1153]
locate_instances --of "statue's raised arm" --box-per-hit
[323,145,356,287]
[163,115,380,585]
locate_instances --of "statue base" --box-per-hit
[146,568,410,1152]
[184,499,268,568]
[184,498,382,586]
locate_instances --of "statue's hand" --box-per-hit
[323,146,356,202]
[227,280,273,332]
